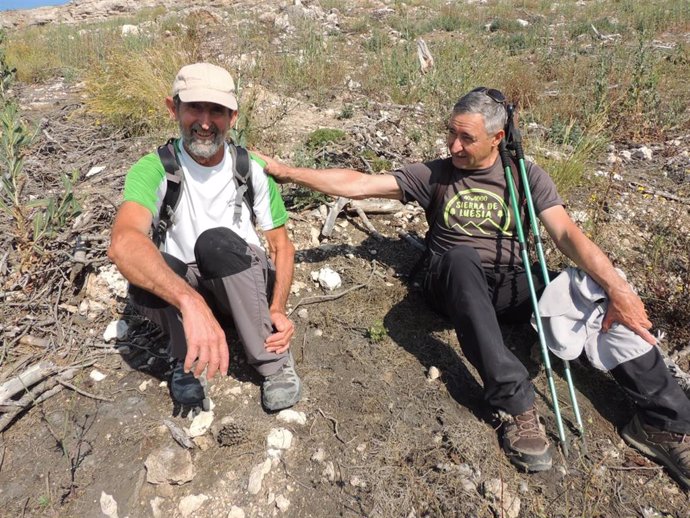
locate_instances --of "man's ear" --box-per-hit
[165,96,177,120]
[491,128,505,147]
[229,110,239,127]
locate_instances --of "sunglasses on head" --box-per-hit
[470,87,506,104]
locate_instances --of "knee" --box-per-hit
[437,245,483,276]
[195,227,252,278]
[130,252,187,307]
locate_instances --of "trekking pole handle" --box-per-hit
[498,139,512,170]
[505,104,525,159]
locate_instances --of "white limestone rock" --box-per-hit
[483,479,521,518]
[228,505,244,518]
[144,446,195,485]
[317,267,341,290]
[247,458,272,495]
[188,411,214,438]
[178,494,208,517]
[100,491,118,518]
[103,319,128,342]
[227,506,246,518]
[277,409,307,425]
[267,428,293,450]
[275,494,291,512]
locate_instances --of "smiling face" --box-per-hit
[446,112,504,170]
[166,97,238,166]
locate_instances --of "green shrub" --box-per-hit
[305,128,345,150]
[83,39,198,136]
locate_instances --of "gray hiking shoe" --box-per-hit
[501,406,553,472]
[262,352,302,411]
[621,414,690,490]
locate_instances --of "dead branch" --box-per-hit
[0,361,57,405]
[353,206,384,240]
[0,368,79,433]
[322,197,351,237]
[0,378,58,433]
[347,199,405,214]
[398,230,426,251]
[288,283,367,316]
[628,181,688,204]
[56,379,114,402]
[417,38,434,74]
[18,336,50,348]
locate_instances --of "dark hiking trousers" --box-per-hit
[424,244,690,433]
[129,227,288,377]
[423,245,543,415]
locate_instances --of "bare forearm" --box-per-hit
[269,242,295,314]
[108,229,199,309]
[555,227,629,295]
[283,166,370,198]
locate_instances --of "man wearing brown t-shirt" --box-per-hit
[256,89,690,487]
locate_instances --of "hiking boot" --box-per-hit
[262,352,302,411]
[170,360,205,406]
[501,406,553,472]
[621,414,690,490]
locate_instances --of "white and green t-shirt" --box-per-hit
[123,139,288,263]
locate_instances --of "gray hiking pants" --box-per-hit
[129,227,288,377]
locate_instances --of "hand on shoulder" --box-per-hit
[251,150,291,183]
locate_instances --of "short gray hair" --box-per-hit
[451,90,507,135]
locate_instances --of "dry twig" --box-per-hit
[318,407,348,444]
[56,379,114,402]
[288,283,367,316]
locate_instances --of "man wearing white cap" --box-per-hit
[109,63,301,412]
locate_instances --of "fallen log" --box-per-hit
[346,199,406,214]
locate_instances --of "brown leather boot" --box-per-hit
[501,406,553,472]
[621,414,690,490]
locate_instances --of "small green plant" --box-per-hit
[0,72,81,268]
[305,128,345,150]
[337,104,354,120]
[0,103,36,255]
[37,495,50,509]
[27,169,82,245]
[362,150,392,173]
[537,115,609,197]
[367,320,388,344]
[0,30,15,101]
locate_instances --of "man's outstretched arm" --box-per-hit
[254,152,404,201]
[539,205,656,345]
[108,201,229,378]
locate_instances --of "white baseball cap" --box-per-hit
[172,63,238,110]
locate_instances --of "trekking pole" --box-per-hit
[504,105,585,442]
[498,131,569,457]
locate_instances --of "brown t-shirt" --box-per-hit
[392,157,563,267]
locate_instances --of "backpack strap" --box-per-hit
[153,138,183,249]
[228,143,255,224]
[153,141,257,249]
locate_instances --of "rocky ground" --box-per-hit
[1,1,690,518]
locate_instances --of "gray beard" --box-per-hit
[181,122,225,160]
